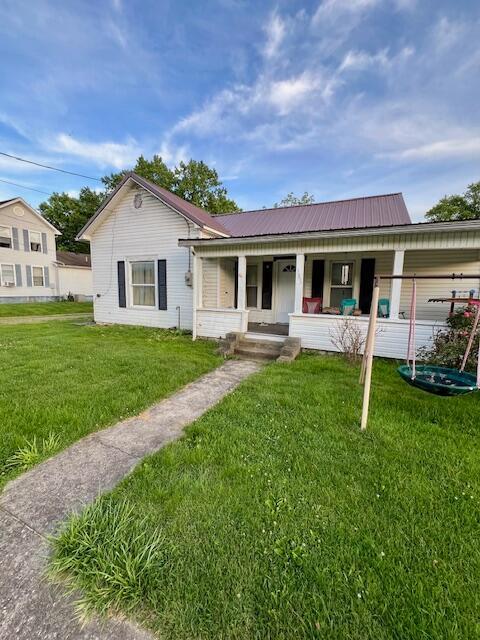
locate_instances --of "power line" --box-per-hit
[0,177,52,196]
[0,151,102,182]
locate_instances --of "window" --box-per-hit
[0,226,11,248]
[29,230,42,252]
[246,264,258,308]
[130,260,155,307]
[330,261,354,308]
[32,266,44,286]
[1,264,15,286]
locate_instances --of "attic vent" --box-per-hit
[133,193,143,209]
[13,205,25,217]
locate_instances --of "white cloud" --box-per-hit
[268,71,333,115]
[312,0,379,25]
[391,137,480,161]
[158,141,190,167]
[263,12,286,59]
[51,133,141,169]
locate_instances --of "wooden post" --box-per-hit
[360,276,380,384]
[360,283,380,431]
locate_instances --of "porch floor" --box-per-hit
[247,322,289,336]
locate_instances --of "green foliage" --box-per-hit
[0,323,221,487]
[273,191,315,208]
[5,432,60,471]
[39,187,104,253]
[425,181,480,222]
[39,156,240,252]
[49,355,480,639]
[418,305,479,371]
[49,498,170,619]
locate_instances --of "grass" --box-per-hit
[0,322,221,487]
[0,301,93,316]
[50,354,480,639]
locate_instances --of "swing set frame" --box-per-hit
[359,272,480,431]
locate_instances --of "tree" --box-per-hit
[272,192,315,208]
[39,156,240,253]
[39,187,104,253]
[102,154,174,193]
[425,181,480,222]
[173,160,240,214]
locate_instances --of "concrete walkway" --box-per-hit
[0,359,261,639]
[0,312,93,325]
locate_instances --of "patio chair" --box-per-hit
[302,297,322,314]
[340,298,356,315]
[378,298,390,318]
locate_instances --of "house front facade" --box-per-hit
[79,173,480,359]
[0,198,60,302]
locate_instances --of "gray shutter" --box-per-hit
[15,264,22,286]
[12,227,19,250]
[158,260,167,310]
[44,266,50,288]
[23,229,30,252]
[117,261,126,307]
[41,232,48,254]
[26,265,32,287]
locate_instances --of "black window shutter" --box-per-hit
[261,261,273,309]
[157,259,167,310]
[117,261,126,308]
[359,258,376,313]
[311,260,324,298]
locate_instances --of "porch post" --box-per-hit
[237,255,247,311]
[389,250,405,320]
[192,253,202,340]
[294,253,305,314]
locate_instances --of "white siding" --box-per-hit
[57,266,93,298]
[219,258,236,308]
[289,313,441,359]
[399,250,480,320]
[202,258,218,307]
[90,187,196,329]
[196,308,247,338]
[0,201,57,300]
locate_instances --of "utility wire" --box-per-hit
[0,151,102,182]
[0,177,52,196]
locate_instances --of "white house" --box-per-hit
[0,197,94,303]
[0,197,60,302]
[78,172,480,359]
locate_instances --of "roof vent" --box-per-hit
[133,193,143,209]
[13,205,25,217]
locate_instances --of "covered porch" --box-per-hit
[185,226,480,359]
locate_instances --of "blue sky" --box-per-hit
[0,0,479,220]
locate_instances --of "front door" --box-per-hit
[275,260,296,323]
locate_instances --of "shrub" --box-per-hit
[418,305,479,372]
[329,318,366,363]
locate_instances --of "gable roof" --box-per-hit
[77,172,230,240]
[56,251,91,267]
[0,197,60,235]
[216,193,411,238]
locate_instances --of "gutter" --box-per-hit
[178,219,480,247]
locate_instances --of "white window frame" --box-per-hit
[0,225,12,249]
[29,230,43,253]
[1,263,16,287]
[32,265,45,287]
[246,263,259,309]
[127,257,157,309]
[329,261,354,308]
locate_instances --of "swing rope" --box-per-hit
[459,303,480,387]
[406,279,417,379]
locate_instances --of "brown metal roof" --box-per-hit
[56,251,91,267]
[216,193,411,238]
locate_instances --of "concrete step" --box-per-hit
[236,339,283,353]
[234,346,281,361]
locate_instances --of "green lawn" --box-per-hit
[50,354,480,639]
[0,322,220,487]
[0,301,93,317]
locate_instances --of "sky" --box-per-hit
[0,0,479,220]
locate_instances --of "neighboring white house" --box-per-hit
[0,197,94,303]
[0,197,60,302]
[55,251,93,301]
[78,172,480,358]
